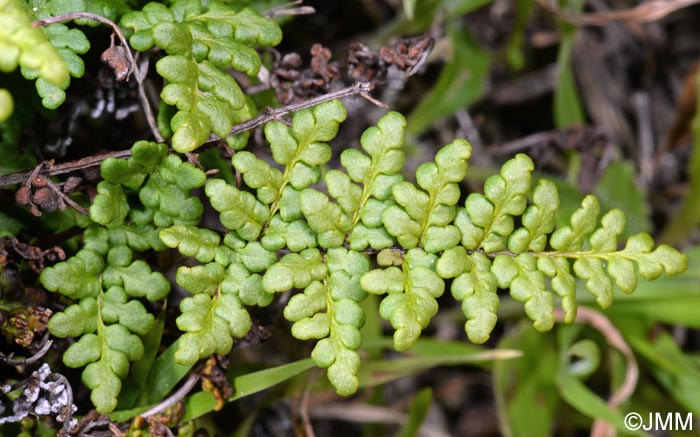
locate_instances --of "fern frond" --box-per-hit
[0,0,71,118]
[41,227,168,413]
[38,137,212,413]
[121,0,282,152]
[43,99,688,405]
[457,154,533,251]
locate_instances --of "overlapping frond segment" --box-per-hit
[233,100,347,251]
[121,0,282,152]
[383,139,471,252]
[40,227,169,413]
[353,137,469,350]
[161,226,277,366]
[95,141,207,229]
[325,111,407,250]
[283,248,370,395]
[162,101,351,369]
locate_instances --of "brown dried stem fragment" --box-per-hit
[0,332,53,366]
[32,12,163,142]
[12,162,88,217]
[537,0,700,26]
[263,0,315,18]
[0,82,385,188]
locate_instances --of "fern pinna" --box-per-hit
[40,100,687,410]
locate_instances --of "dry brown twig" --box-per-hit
[263,0,315,18]
[32,12,164,143]
[537,0,700,26]
[139,373,200,419]
[0,82,384,190]
[298,371,319,437]
[0,333,53,366]
[14,162,90,216]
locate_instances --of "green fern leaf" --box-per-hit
[102,258,170,301]
[0,0,71,114]
[32,22,89,108]
[261,215,318,252]
[160,225,221,263]
[43,248,165,413]
[365,249,444,351]
[175,292,251,366]
[262,249,327,293]
[300,189,352,248]
[222,263,273,307]
[226,239,277,273]
[537,257,577,322]
[550,195,600,251]
[99,287,156,335]
[156,56,250,152]
[438,249,499,343]
[284,248,369,395]
[232,151,283,204]
[46,297,98,338]
[507,179,559,252]
[325,111,407,249]
[101,141,168,189]
[457,153,533,251]
[40,214,170,414]
[77,323,144,413]
[619,233,688,278]
[138,154,206,227]
[30,0,130,24]
[40,248,104,300]
[206,178,270,241]
[176,263,225,296]
[383,139,471,252]
[90,182,130,227]
[122,0,281,152]
[492,254,554,331]
[264,99,345,190]
[122,1,281,69]
[107,224,164,252]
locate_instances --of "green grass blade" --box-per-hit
[397,387,433,437]
[181,358,315,421]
